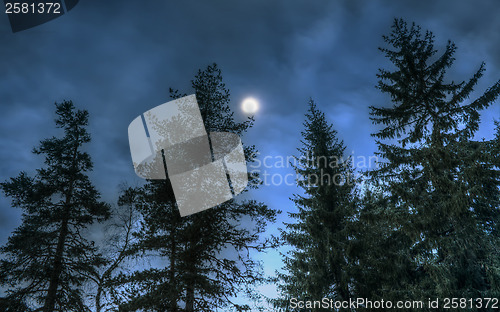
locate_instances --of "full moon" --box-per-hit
[241,97,259,114]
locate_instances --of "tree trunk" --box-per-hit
[169,234,178,312]
[185,281,195,312]
[95,281,103,312]
[43,208,70,312]
[185,239,196,312]
[44,140,78,312]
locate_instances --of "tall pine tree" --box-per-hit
[370,19,500,309]
[277,99,357,310]
[0,101,110,312]
[115,64,278,312]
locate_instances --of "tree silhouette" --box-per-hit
[369,19,500,309]
[277,99,357,310]
[115,64,279,312]
[0,101,110,312]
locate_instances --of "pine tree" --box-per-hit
[113,179,185,312]
[276,99,357,310]
[348,184,416,309]
[116,64,278,311]
[0,101,110,312]
[370,19,500,309]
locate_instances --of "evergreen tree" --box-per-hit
[276,99,356,310]
[370,19,500,309]
[116,64,278,312]
[348,183,416,309]
[0,101,110,312]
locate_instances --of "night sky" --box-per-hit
[1,0,499,302]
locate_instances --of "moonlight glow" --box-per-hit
[241,97,259,114]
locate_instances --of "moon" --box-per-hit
[241,97,259,114]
